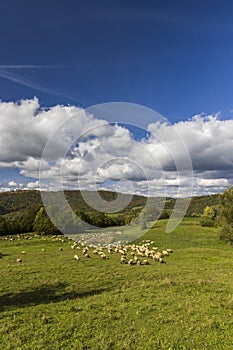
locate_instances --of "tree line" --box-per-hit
[0,188,233,244]
[198,187,233,244]
[0,204,171,236]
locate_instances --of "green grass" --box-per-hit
[0,218,233,350]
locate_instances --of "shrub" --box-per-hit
[33,207,61,235]
[217,188,233,244]
[200,205,217,227]
[0,216,8,236]
[200,217,215,227]
[219,225,233,244]
[159,210,170,220]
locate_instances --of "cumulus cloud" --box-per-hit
[147,115,233,172]
[26,181,40,189]
[0,187,11,193]
[8,181,17,187]
[0,97,107,164]
[0,98,232,196]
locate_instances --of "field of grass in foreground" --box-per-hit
[0,218,233,350]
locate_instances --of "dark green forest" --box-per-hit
[0,189,222,237]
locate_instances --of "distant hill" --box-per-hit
[0,189,221,236]
[186,194,219,216]
[0,190,146,215]
[0,190,41,214]
[0,189,220,217]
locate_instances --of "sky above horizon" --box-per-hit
[0,0,233,198]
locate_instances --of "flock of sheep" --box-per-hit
[0,234,173,266]
[70,238,173,266]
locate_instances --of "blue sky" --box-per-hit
[1,0,233,120]
[0,1,233,196]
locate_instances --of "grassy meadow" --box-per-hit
[0,218,233,349]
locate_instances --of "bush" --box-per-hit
[4,210,36,235]
[200,217,215,227]
[199,205,217,227]
[191,212,201,218]
[219,225,233,244]
[218,188,233,244]
[33,207,61,235]
[159,210,170,220]
[0,216,8,236]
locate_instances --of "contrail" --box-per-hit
[0,68,94,106]
[0,65,65,69]
[0,63,128,69]
[0,68,67,97]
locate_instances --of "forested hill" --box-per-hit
[0,189,219,216]
[0,190,147,215]
[0,190,41,214]
[185,194,219,217]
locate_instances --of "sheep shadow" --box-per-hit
[0,253,10,257]
[0,283,111,311]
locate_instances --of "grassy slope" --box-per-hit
[0,218,233,350]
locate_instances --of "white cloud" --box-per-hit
[0,97,106,164]
[0,99,232,197]
[147,114,233,172]
[0,187,11,193]
[26,181,40,189]
[8,181,17,187]
[196,178,229,187]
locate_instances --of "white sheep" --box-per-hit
[100,253,109,259]
[153,252,162,261]
[128,259,135,265]
[162,250,169,256]
[120,256,127,264]
[142,259,150,265]
[82,247,89,255]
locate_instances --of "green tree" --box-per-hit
[159,210,170,220]
[73,210,91,231]
[137,210,148,230]
[200,205,217,227]
[33,207,60,235]
[54,209,78,234]
[0,215,8,236]
[218,188,233,244]
[203,206,216,219]
[4,209,36,234]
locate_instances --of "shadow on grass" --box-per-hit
[0,283,111,311]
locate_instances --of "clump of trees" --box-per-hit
[200,205,217,227]
[0,202,174,236]
[218,188,233,244]
[33,207,61,235]
[74,210,130,229]
[0,209,37,236]
[158,210,170,220]
[0,216,8,236]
